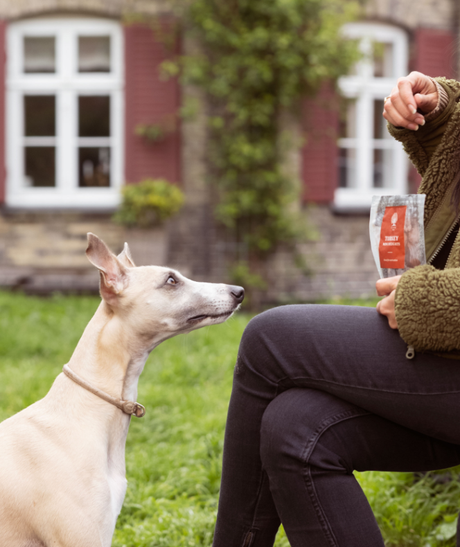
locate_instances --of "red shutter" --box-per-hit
[124,20,181,185]
[301,85,339,203]
[0,21,6,204]
[413,28,455,79]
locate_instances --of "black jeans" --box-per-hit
[212,305,460,547]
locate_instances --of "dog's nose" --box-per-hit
[230,285,245,304]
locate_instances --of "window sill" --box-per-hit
[5,188,121,210]
[333,187,403,213]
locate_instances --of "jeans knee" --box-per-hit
[240,309,276,352]
[260,388,315,472]
[260,394,293,472]
[260,389,364,476]
[237,306,293,376]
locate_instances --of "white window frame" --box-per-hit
[335,22,409,211]
[6,17,124,209]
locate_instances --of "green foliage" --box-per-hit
[3,292,460,546]
[357,470,460,547]
[114,178,185,228]
[229,260,268,309]
[135,123,168,143]
[177,0,361,258]
[135,114,178,143]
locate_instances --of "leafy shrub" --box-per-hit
[114,179,185,228]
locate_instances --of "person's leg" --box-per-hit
[260,388,460,547]
[213,305,460,547]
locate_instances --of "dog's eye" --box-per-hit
[166,275,177,285]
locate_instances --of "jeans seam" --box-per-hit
[290,375,460,396]
[240,382,283,546]
[300,409,370,547]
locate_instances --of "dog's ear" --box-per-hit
[86,233,128,304]
[117,242,136,268]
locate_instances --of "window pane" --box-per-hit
[373,99,390,139]
[79,147,110,187]
[373,42,394,78]
[25,147,55,187]
[24,37,55,73]
[373,149,393,188]
[339,98,357,139]
[79,96,110,137]
[78,36,111,72]
[24,96,55,137]
[338,148,356,188]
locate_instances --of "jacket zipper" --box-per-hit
[405,214,460,360]
[427,215,459,265]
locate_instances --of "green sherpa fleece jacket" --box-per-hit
[389,77,460,356]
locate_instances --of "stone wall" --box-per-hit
[366,0,454,31]
[278,206,378,302]
[0,0,168,20]
[0,205,378,302]
[0,211,166,293]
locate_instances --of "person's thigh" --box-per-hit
[238,304,460,444]
[260,388,460,547]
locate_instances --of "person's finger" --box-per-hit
[376,278,391,297]
[376,294,390,315]
[389,88,424,124]
[376,275,401,296]
[388,315,398,329]
[414,92,438,114]
[396,78,418,116]
[407,71,437,95]
[384,92,424,128]
[383,105,420,130]
[376,292,399,329]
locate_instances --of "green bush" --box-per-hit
[114,179,185,228]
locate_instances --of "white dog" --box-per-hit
[0,233,244,547]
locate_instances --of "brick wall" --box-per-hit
[124,21,181,185]
[413,28,456,79]
[301,85,339,204]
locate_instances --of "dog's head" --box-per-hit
[85,233,244,348]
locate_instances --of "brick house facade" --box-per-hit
[0,0,457,300]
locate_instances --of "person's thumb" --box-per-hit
[414,92,436,113]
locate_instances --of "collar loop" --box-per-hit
[62,364,146,418]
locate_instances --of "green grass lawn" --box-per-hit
[0,291,459,546]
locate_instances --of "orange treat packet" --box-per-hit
[370,195,426,278]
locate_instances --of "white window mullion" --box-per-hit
[6,90,21,195]
[58,90,75,193]
[393,141,408,194]
[356,93,372,194]
[112,89,123,191]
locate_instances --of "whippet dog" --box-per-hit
[0,233,244,547]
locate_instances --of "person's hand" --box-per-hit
[376,275,402,329]
[383,71,438,131]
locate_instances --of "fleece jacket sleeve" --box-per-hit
[387,78,460,176]
[395,265,460,352]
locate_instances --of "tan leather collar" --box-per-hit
[62,364,146,418]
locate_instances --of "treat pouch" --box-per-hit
[370,195,426,278]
